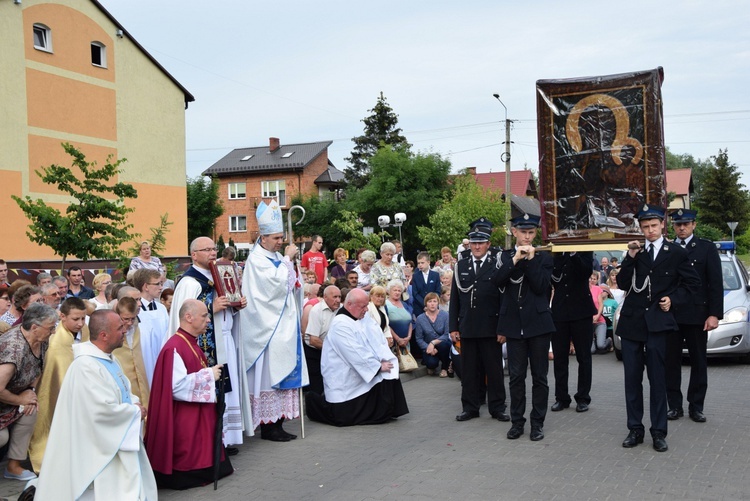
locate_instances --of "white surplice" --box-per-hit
[35,342,157,501]
[321,314,398,404]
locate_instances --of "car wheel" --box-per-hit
[614,347,622,361]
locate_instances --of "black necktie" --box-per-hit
[679,239,686,247]
[474,259,482,274]
[649,244,655,262]
[149,301,157,311]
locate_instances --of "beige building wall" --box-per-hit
[0,0,189,261]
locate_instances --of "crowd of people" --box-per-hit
[0,201,723,498]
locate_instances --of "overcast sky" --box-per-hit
[101,0,750,185]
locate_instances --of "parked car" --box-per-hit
[613,241,750,362]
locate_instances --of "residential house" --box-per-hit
[0,0,193,260]
[666,168,693,209]
[203,137,344,250]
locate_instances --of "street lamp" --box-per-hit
[378,213,407,244]
[728,221,738,243]
[493,93,512,248]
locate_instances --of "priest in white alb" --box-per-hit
[306,288,409,426]
[35,309,157,500]
[238,199,308,442]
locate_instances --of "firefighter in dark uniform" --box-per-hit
[550,251,597,413]
[449,218,509,423]
[666,208,723,423]
[496,213,554,441]
[616,204,700,452]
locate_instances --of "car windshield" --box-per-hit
[721,260,741,291]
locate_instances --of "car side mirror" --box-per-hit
[746,284,750,293]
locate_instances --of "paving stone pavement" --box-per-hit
[2,354,749,500]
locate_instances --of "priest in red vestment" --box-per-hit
[145,299,232,490]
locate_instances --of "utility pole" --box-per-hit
[493,94,513,248]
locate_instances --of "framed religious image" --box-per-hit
[209,259,243,307]
[536,67,667,244]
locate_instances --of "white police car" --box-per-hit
[613,241,750,362]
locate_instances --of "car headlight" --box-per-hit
[719,307,749,324]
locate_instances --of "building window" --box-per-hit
[91,42,107,68]
[229,216,247,232]
[228,182,246,200]
[262,180,286,206]
[33,24,52,52]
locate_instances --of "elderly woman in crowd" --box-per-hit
[0,303,58,481]
[371,243,406,289]
[433,247,456,273]
[129,241,166,275]
[439,268,454,289]
[385,279,412,356]
[415,292,452,377]
[0,284,41,330]
[89,273,112,310]
[329,248,354,283]
[353,250,377,292]
[367,285,393,348]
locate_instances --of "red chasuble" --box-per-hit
[145,329,221,473]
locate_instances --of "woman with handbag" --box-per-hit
[415,293,452,377]
[385,280,415,372]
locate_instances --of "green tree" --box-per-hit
[346,146,452,255]
[418,173,509,257]
[186,176,223,245]
[12,143,138,271]
[289,194,347,250]
[694,149,750,235]
[216,235,226,255]
[332,210,389,254]
[345,92,411,189]
[118,213,174,274]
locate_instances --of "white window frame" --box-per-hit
[228,182,246,200]
[33,24,52,53]
[229,215,247,232]
[262,180,286,207]
[91,41,107,68]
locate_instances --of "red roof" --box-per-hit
[666,168,692,196]
[475,170,535,197]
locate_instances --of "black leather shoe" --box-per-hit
[575,402,589,413]
[530,427,544,441]
[492,411,510,422]
[551,401,570,412]
[507,426,524,440]
[225,447,239,456]
[260,426,291,442]
[622,430,644,448]
[667,408,684,420]
[456,411,480,422]
[652,433,668,452]
[689,410,707,423]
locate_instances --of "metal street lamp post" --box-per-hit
[378,213,407,244]
[493,93,512,248]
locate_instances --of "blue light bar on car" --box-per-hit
[715,241,736,253]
